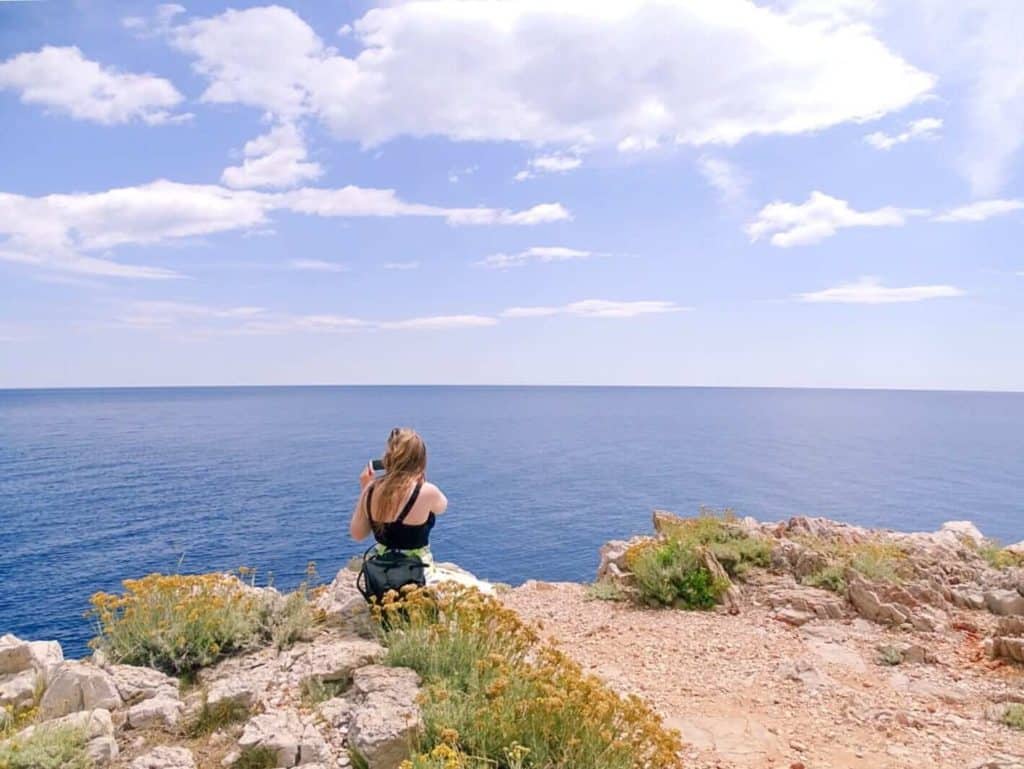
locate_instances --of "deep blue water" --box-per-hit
[2,386,1022,657]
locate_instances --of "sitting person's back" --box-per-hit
[349,427,447,563]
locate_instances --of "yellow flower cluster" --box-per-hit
[379,584,683,769]
[89,569,320,676]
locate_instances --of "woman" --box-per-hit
[349,428,492,593]
[349,427,447,567]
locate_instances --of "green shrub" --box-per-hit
[0,724,92,769]
[627,539,726,609]
[584,580,625,602]
[89,570,322,677]
[804,565,847,593]
[978,540,1024,570]
[299,677,348,707]
[187,697,251,738]
[231,746,278,769]
[802,539,909,592]
[877,645,903,666]
[1003,704,1024,731]
[378,585,682,769]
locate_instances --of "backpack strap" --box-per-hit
[395,481,423,524]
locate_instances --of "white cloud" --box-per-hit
[0,181,569,279]
[933,199,1024,223]
[747,191,926,247]
[502,299,688,319]
[0,46,188,125]
[515,153,583,181]
[122,4,186,38]
[477,246,593,269]
[288,258,348,273]
[864,117,942,150]
[169,2,932,150]
[798,276,963,304]
[383,261,420,270]
[697,155,750,209]
[617,136,660,153]
[381,315,498,330]
[448,165,478,184]
[871,1,1024,195]
[221,123,323,189]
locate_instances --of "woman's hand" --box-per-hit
[359,463,374,490]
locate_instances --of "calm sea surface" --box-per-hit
[1,386,1022,656]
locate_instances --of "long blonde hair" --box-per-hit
[371,427,427,528]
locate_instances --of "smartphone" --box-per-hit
[371,458,386,472]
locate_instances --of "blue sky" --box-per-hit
[0,0,1021,390]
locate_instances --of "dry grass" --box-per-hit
[378,584,683,769]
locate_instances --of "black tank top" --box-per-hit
[366,480,435,550]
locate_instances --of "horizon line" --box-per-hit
[1,383,1023,395]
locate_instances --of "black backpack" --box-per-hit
[356,545,426,603]
[355,481,427,603]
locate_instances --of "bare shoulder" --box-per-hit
[422,481,448,511]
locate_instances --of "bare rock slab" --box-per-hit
[348,665,422,769]
[38,661,123,720]
[127,694,184,731]
[130,746,197,769]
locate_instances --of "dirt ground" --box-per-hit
[502,580,1024,769]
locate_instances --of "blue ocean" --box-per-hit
[2,386,1022,657]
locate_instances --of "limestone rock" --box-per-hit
[767,583,847,621]
[295,638,386,689]
[985,589,1024,616]
[0,634,62,680]
[38,661,123,720]
[701,548,740,614]
[130,746,197,769]
[0,669,38,709]
[846,574,938,631]
[777,659,827,689]
[127,694,184,730]
[206,676,256,710]
[318,696,352,730]
[940,520,986,546]
[238,709,326,767]
[107,664,178,705]
[348,665,422,769]
[316,569,373,636]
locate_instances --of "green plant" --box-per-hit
[349,747,370,769]
[231,746,278,769]
[584,580,625,602]
[1002,704,1024,731]
[89,569,323,676]
[877,645,903,666]
[804,564,847,593]
[259,585,320,650]
[978,540,1024,570]
[299,677,348,707]
[187,697,250,738]
[0,724,92,769]
[379,584,682,769]
[801,539,909,592]
[626,538,727,609]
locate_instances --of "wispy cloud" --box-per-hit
[697,155,750,210]
[447,165,478,184]
[864,117,942,150]
[0,180,570,279]
[476,246,594,269]
[747,191,926,247]
[383,261,420,271]
[798,277,963,304]
[380,315,498,330]
[932,199,1024,223]
[515,152,583,181]
[502,299,688,319]
[288,258,348,273]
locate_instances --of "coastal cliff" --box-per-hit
[2,513,1024,769]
